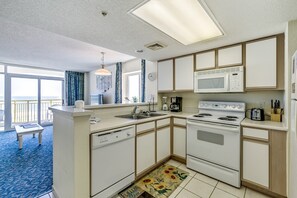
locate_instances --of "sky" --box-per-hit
[0,75,62,99]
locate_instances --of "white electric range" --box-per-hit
[187,101,246,188]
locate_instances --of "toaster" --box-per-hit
[251,108,265,121]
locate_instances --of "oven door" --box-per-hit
[187,119,240,170]
[194,72,229,93]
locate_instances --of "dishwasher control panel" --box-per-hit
[92,126,135,149]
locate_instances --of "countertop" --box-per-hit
[49,106,93,117]
[50,106,288,133]
[241,118,287,131]
[90,111,193,133]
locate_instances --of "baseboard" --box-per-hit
[135,156,171,181]
[242,181,287,198]
[52,186,60,198]
[171,155,186,164]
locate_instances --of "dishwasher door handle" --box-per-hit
[97,130,121,136]
[92,126,135,149]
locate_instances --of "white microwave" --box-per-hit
[194,66,244,93]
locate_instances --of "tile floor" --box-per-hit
[39,160,272,198]
[165,160,272,198]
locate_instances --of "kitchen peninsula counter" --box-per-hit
[50,105,193,198]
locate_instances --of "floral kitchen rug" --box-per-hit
[119,164,189,198]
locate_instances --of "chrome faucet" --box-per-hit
[131,106,139,115]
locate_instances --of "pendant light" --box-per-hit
[95,52,111,76]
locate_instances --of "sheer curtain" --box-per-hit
[65,71,84,106]
[115,62,122,103]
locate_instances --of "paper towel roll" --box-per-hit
[75,100,85,109]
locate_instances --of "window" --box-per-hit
[123,71,140,103]
[0,65,4,73]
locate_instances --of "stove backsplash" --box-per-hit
[159,91,284,116]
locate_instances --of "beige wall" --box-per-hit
[159,91,284,114]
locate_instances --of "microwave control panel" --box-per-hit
[229,71,244,92]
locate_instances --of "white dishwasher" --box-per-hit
[91,126,135,198]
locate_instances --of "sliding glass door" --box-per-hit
[0,65,64,131]
[6,76,63,130]
[40,79,63,125]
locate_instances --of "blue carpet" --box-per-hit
[0,126,53,198]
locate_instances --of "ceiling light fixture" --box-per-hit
[130,0,224,45]
[95,52,112,76]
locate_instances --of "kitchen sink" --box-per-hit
[115,112,166,120]
[148,113,167,117]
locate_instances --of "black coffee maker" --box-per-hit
[170,97,182,112]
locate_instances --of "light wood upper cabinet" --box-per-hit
[246,37,277,89]
[175,55,194,90]
[195,50,216,70]
[218,45,242,67]
[157,59,173,91]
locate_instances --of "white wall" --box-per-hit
[122,59,141,73]
[145,61,158,102]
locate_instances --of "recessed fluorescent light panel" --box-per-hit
[130,0,224,45]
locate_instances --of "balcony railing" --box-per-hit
[0,99,62,126]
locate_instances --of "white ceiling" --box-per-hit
[0,0,297,71]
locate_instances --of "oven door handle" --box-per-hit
[187,120,240,133]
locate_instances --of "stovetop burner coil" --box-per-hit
[218,117,237,121]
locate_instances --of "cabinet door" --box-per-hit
[175,55,194,90]
[218,45,242,67]
[246,37,277,88]
[243,140,269,188]
[173,127,186,158]
[157,60,173,91]
[195,50,215,70]
[157,127,171,162]
[136,132,155,175]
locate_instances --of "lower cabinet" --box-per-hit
[156,126,171,162]
[243,140,269,188]
[173,126,186,159]
[242,127,287,197]
[135,117,187,177]
[136,131,155,175]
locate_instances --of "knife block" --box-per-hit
[271,108,282,122]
